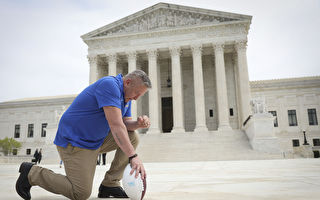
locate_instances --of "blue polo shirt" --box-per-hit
[54,74,132,149]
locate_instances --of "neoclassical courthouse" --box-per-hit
[1,3,319,162]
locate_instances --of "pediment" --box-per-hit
[82,3,251,39]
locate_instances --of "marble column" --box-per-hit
[214,43,232,131]
[170,46,185,133]
[88,55,98,84]
[127,51,138,120]
[235,40,252,127]
[147,49,161,134]
[191,44,208,132]
[107,53,117,76]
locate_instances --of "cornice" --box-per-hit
[85,23,248,57]
[250,76,320,91]
[0,95,77,109]
[84,20,249,43]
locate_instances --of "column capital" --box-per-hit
[106,53,117,62]
[146,48,158,59]
[87,55,98,65]
[126,51,137,60]
[213,42,225,53]
[191,43,203,56]
[169,46,181,57]
[235,40,247,51]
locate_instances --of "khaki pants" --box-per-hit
[28,131,139,200]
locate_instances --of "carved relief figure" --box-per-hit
[250,98,267,114]
[96,8,237,36]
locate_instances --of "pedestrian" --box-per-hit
[16,70,151,200]
[32,149,38,164]
[37,149,42,164]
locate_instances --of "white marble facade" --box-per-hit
[250,77,320,157]
[0,96,73,157]
[83,3,252,133]
[0,3,319,159]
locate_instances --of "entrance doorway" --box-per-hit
[162,97,173,132]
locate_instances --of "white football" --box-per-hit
[122,164,147,200]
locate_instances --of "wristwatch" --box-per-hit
[129,153,138,163]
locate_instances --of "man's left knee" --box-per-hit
[128,131,139,148]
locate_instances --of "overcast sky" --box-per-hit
[0,0,319,102]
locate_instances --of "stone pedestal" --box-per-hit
[293,145,314,158]
[244,113,281,154]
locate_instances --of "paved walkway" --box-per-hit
[1,159,319,200]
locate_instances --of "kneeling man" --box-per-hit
[16,70,151,200]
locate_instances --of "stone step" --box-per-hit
[134,130,282,162]
[1,130,282,164]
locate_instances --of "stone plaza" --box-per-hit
[1,159,320,200]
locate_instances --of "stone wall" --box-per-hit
[250,77,320,156]
[0,97,73,156]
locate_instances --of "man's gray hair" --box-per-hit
[125,69,152,88]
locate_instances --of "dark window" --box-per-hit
[288,110,298,126]
[12,149,18,155]
[27,124,34,138]
[269,111,278,127]
[41,123,47,137]
[229,108,234,116]
[308,109,318,125]
[26,149,31,155]
[313,139,320,146]
[313,151,320,158]
[292,139,300,147]
[209,109,213,117]
[14,124,20,138]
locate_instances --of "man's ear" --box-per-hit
[127,78,135,86]
[124,78,131,86]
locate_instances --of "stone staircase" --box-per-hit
[1,130,283,164]
[134,130,282,162]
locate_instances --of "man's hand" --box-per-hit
[130,156,146,180]
[137,115,150,128]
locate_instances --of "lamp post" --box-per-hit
[303,130,309,145]
[167,59,171,88]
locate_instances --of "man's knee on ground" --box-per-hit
[128,131,139,148]
[73,187,92,200]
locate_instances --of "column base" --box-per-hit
[218,125,232,131]
[194,126,208,133]
[146,128,161,134]
[171,127,185,134]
